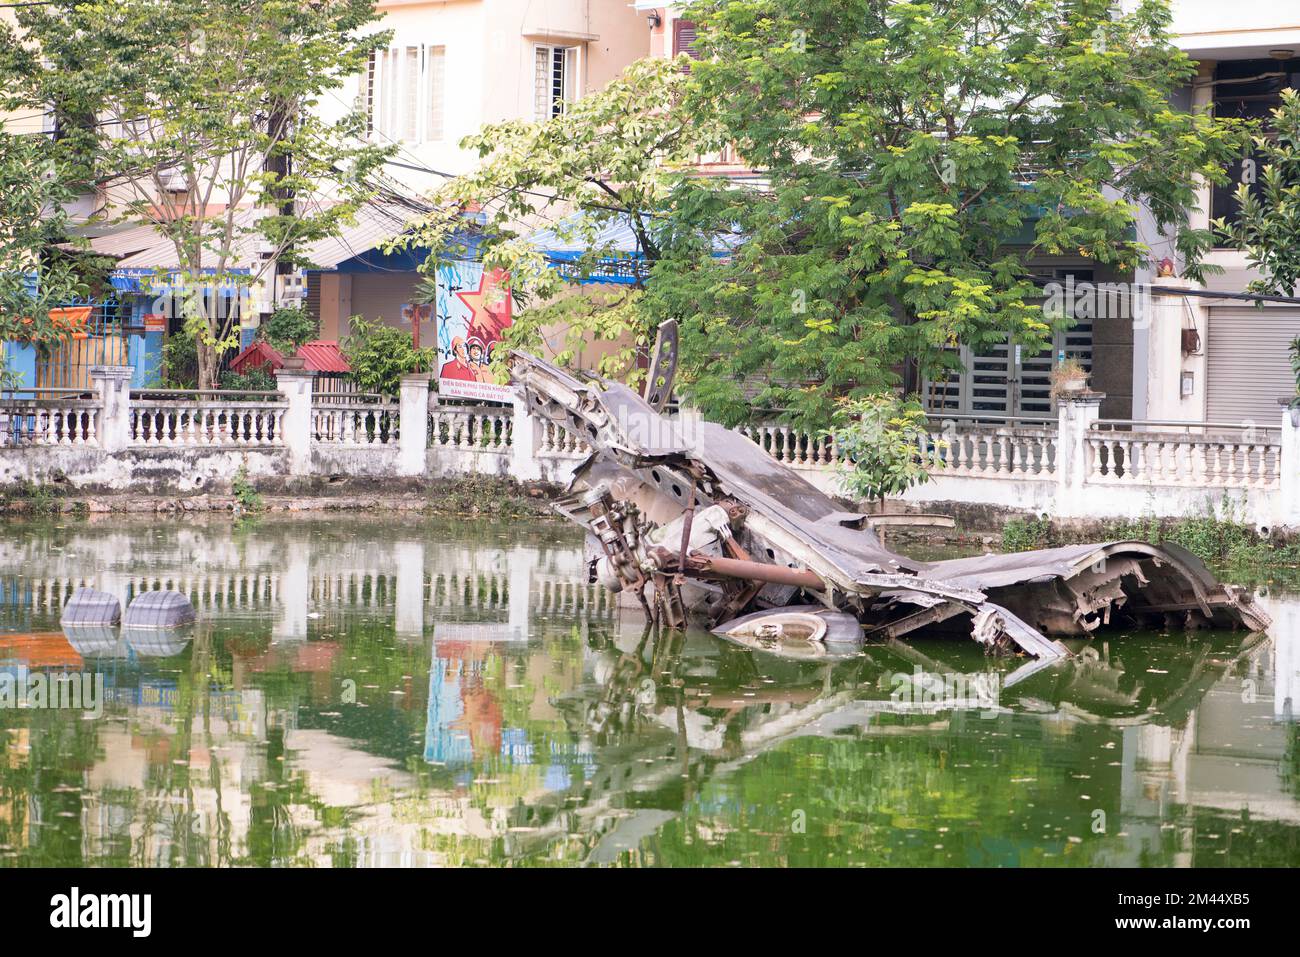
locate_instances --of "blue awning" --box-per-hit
[529,214,652,285]
[529,212,738,286]
[109,268,251,295]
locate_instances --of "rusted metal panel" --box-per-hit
[510,350,1271,660]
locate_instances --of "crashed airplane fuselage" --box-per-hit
[509,348,1270,660]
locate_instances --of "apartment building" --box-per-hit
[1133,0,1300,427]
[332,0,649,191]
[1,2,652,386]
[311,0,652,342]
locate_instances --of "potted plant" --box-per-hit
[1049,357,1089,398]
[260,306,317,370]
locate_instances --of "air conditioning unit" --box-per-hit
[158,168,188,193]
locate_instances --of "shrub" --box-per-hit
[161,333,199,388]
[219,367,277,396]
[259,306,317,353]
[826,394,933,508]
[341,315,434,397]
[1002,517,1052,551]
[231,465,264,513]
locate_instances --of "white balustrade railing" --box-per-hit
[1086,428,1280,489]
[0,397,100,448]
[538,419,591,458]
[312,400,400,446]
[7,376,1293,507]
[130,399,287,447]
[925,425,1057,478]
[740,419,1058,479]
[740,423,838,467]
[428,405,511,453]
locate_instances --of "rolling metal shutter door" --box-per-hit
[1206,307,1300,425]
[305,272,322,326]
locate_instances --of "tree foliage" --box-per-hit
[1215,88,1300,296]
[2,0,394,387]
[399,57,706,379]
[639,0,1247,428]
[259,305,317,353]
[0,131,95,346]
[828,394,933,505]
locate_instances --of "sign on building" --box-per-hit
[434,261,513,403]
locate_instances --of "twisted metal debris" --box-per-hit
[509,328,1269,659]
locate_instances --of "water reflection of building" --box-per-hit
[0,518,612,647]
[3,516,1300,867]
[0,518,618,867]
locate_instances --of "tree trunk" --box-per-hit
[196,336,219,390]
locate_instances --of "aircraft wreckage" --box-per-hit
[509,328,1269,660]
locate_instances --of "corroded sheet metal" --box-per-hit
[509,351,1270,659]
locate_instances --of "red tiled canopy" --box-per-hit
[229,340,351,374]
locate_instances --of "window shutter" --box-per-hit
[673,20,700,62]
[363,50,376,137]
[402,46,420,141]
[534,46,551,120]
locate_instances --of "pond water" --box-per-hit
[1,515,1298,867]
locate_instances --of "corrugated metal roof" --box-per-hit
[105,209,264,271]
[229,339,351,374]
[85,223,177,259]
[304,200,424,269]
[296,340,351,373]
[228,340,280,373]
[92,201,428,274]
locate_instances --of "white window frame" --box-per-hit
[533,43,580,121]
[365,43,447,144]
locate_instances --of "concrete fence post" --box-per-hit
[510,395,542,482]
[398,373,430,477]
[88,365,134,453]
[1055,390,1104,517]
[275,369,316,476]
[1278,404,1300,529]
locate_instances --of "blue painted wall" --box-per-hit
[1,341,38,391]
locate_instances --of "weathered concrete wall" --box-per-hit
[314,446,403,480]
[792,455,1280,531]
[0,446,288,494]
[423,446,579,485]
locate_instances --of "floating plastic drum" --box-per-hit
[122,590,196,628]
[60,587,121,626]
[61,624,125,656]
[121,626,192,658]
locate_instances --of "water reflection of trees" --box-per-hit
[1,513,1298,867]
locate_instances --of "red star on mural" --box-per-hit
[455,268,512,345]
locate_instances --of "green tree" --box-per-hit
[4,0,394,388]
[828,394,934,506]
[0,130,93,349]
[640,0,1246,428]
[341,316,433,396]
[400,57,706,379]
[1215,88,1300,296]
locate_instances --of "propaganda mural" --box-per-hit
[434,261,513,403]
